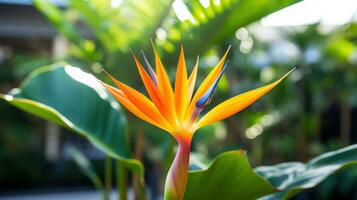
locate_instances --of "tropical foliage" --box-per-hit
[1,0,357,199]
[2,63,356,199]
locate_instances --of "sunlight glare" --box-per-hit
[4,94,13,101]
[172,0,196,23]
[111,0,123,8]
[261,0,357,26]
[65,66,108,99]
[199,0,210,8]
[156,28,168,40]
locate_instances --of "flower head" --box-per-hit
[101,45,293,200]
[101,45,293,139]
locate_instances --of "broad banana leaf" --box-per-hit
[184,150,276,200]
[162,0,300,55]
[256,144,357,200]
[34,0,299,58]
[185,144,357,200]
[0,63,144,176]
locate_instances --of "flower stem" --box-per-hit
[116,160,127,200]
[164,137,191,200]
[104,156,112,200]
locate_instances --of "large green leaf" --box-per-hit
[35,0,298,59]
[185,144,357,200]
[161,0,300,55]
[256,144,357,200]
[184,150,276,200]
[0,63,143,175]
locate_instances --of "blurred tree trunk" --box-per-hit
[251,137,263,165]
[226,117,244,146]
[297,66,307,161]
[340,99,351,145]
[45,122,60,162]
[133,126,145,200]
[104,156,112,200]
[45,35,68,162]
[117,161,128,200]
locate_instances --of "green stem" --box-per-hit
[116,160,128,200]
[132,127,148,200]
[132,171,148,200]
[164,137,191,200]
[104,156,112,200]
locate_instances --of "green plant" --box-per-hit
[1,62,356,200]
[2,0,356,199]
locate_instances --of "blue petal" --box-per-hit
[196,61,229,108]
[140,50,158,85]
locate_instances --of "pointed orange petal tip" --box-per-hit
[150,40,159,55]
[187,56,199,100]
[196,68,295,128]
[101,82,171,132]
[151,43,177,122]
[129,49,137,59]
[101,69,112,78]
[174,45,189,120]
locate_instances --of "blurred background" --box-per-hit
[0,0,356,199]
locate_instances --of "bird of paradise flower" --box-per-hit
[100,45,294,200]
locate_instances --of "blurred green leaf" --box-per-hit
[184,150,276,200]
[256,144,357,200]
[326,38,356,62]
[34,0,299,61]
[0,63,144,176]
[162,0,300,55]
[33,0,82,45]
[33,0,96,59]
[68,0,174,51]
[66,147,103,190]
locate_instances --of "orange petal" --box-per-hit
[152,45,177,121]
[188,56,199,101]
[104,73,172,130]
[174,46,189,120]
[101,82,171,132]
[185,46,230,121]
[196,69,295,128]
[132,53,176,125]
